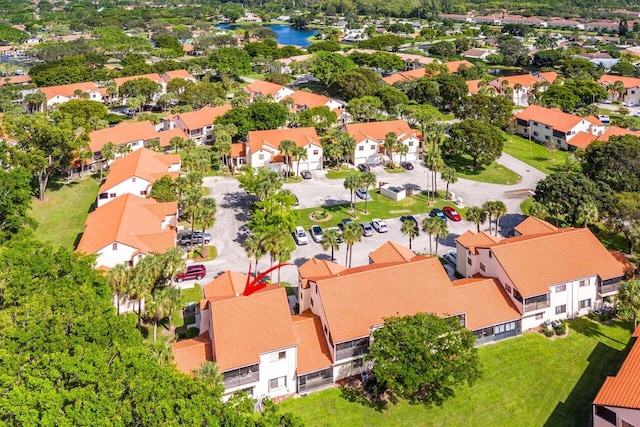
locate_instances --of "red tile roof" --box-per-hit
[514,216,558,236]
[343,120,419,142]
[598,74,640,89]
[172,333,213,374]
[286,90,331,109]
[39,81,100,101]
[515,105,601,133]
[298,258,346,288]
[162,69,194,82]
[381,68,427,85]
[567,132,597,149]
[451,277,521,330]
[593,326,640,409]
[114,73,164,87]
[369,241,418,264]
[292,311,333,375]
[89,121,158,152]
[244,79,287,97]
[175,105,232,130]
[457,230,500,254]
[0,74,31,86]
[444,60,474,73]
[99,148,180,193]
[246,127,320,153]
[202,270,248,301]
[208,285,296,371]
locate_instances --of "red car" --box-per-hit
[175,264,206,283]
[442,206,462,221]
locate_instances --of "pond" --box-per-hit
[215,24,317,48]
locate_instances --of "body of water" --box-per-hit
[215,24,317,48]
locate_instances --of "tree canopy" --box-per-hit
[443,120,504,166]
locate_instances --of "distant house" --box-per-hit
[444,60,474,73]
[113,73,167,102]
[270,54,314,74]
[244,79,294,103]
[161,69,196,84]
[39,82,104,109]
[97,148,181,207]
[285,90,348,124]
[514,104,604,150]
[0,74,32,87]
[462,48,494,60]
[381,67,429,85]
[163,104,232,145]
[488,72,557,106]
[598,74,640,103]
[342,120,421,165]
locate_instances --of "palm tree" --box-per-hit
[358,171,377,214]
[128,269,154,332]
[77,148,93,178]
[337,132,356,166]
[215,131,233,172]
[170,136,185,154]
[149,341,174,367]
[321,228,341,262]
[612,80,626,102]
[182,188,204,246]
[492,201,507,236]
[618,279,640,328]
[422,216,442,255]
[342,222,363,267]
[344,171,360,216]
[424,148,444,202]
[116,143,132,157]
[401,218,419,250]
[193,361,224,389]
[384,132,398,167]
[107,263,130,315]
[145,286,182,342]
[482,201,496,235]
[262,227,288,269]
[147,139,161,152]
[244,231,266,274]
[294,146,308,177]
[466,206,487,233]
[161,247,186,286]
[279,139,296,176]
[434,220,448,255]
[513,83,523,106]
[440,166,458,200]
[273,244,292,284]
[396,143,409,164]
[528,201,549,220]
[577,202,598,228]
[194,197,217,252]
[100,142,116,181]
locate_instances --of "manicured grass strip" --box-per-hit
[279,318,633,427]
[171,284,203,329]
[447,154,521,185]
[503,134,570,175]
[326,169,353,179]
[295,190,464,230]
[30,176,100,250]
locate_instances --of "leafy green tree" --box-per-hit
[444,120,504,167]
[310,51,357,86]
[497,36,528,66]
[238,167,282,200]
[466,206,487,233]
[179,81,226,109]
[0,168,36,242]
[428,41,456,57]
[561,58,603,80]
[608,192,640,254]
[366,313,481,406]
[220,3,243,22]
[454,94,514,130]
[617,279,640,328]
[118,78,161,103]
[401,218,419,250]
[298,106,338,131]
[331,68,379,101]
[55,100,108,129]
[209,47,252,77]
[375,85,410,115]
[582,135,640,193]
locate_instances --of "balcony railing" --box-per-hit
[298,369,333,394]
[524,297,550,313]
[598,283,620,295]
[223,365,259,389]
[335,345,368,361]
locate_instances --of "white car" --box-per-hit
[371,218,388,233]
[443,250,457,266]
[310,225,323,243]
[598,115,610,124]
[293,226,308,245]
[355,188,371,200]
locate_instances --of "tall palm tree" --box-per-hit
[618,279,640,328]
[577,202,598,228]
[116,143,132,157]
[244,231,266,274]
[513,83,523,106]
[492,201,507,236]
[100,142,116,181]
[149,341,174,367]
[337,132,356,166]
[422,216,442,255]
[161,247,186,286]
[528,201,549,220]
[466,206,487,233]
[128,269,154,332]
[262,227,288,269]
[440,166,458,200]
[384,132,398,167]
[107,263,130,315]
[182,188,204,247]
[294,146,308,177]
[77,148,93,178]
[145,286,182,342]
[433,220,449,255]
[358,171,377,214]
[321,228,341,262]
[215,131,233,172]
[279,139,296,176]
[344,171,360,216]
[273,244,292,284]
[170,136,185,154]
[401,219,419,250]
[424,148,444,202]
[396,143,409,164]
[194,197,217,252]
[342,222,363,267]
[482,201,496,235]
[193,361,224,389]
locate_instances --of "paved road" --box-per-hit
[180,154,547,290]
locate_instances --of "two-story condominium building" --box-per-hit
[514,105,605,151]
[456,217,627,331]
[39,82,105,109]
[488,72,557,106]
[598,74,640,103]
[342,120,421,166]
[244,80,294,103]
[592,325,640,427]
[235,127,323,171]
[96,148,181,207]
[76,193,178,269]
[163,104,232,145]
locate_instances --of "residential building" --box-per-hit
[444,60,474,73]
[244,80,294,103]
[96,148,180,207]
[462,48,494,60]
[113,73,167,102]
[0,74,32,86]
[381,67,429,85]
[557,126,640,150]
[163,104,232,145]
[488,72,557,106]
[592,325,640,427]
[456,217,627,330]
[598,74,640,103]
[76,193,178,269]
[342,120,421,166]
[341,49,435,70]
[270,54,314,74]
[161,69,196,84]
[232,127,323,171]
[39,82,104,109]
[514,105,605,150]
[89,120,158,160]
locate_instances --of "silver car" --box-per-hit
[371,218,388,233]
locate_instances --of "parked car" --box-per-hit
[400,215,418,227]
[429,208,446,221]
[293,226,308,245]
[193,231,212,243]
[293,194,300,206]
[310,225,323,243]
[301,170,312,180]
[339,218,353,231]
[598,114,610,124]
[325,226,343,242]
[442,206,462,221]
[443,250,457,266]
[177,232,211,246]
[357,164,370,172]
[401,162,414,170]
[175,264,206,283]
[355,188,371,200]
[371,218,388,233]
[361,222,374,237]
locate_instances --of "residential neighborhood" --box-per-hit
[4,1,640,425]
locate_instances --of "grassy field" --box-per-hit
[503,134,570,175]
[326,168,353,179]
[448,155,521,185]
[279,318,634,427]
[30,175,100,250]
[295,189,462,230]
[171,284,203,330]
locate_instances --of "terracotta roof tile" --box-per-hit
[538,72,558,83]
[567,131,597,149]
[0,74,31,86]
[172,333,213,374]
[610,251,636,275]
[514,216,558,236]
[230,142,245,157]
[287,90,331,109]
[175,104,232,130]
[246,127,320,153]
[157,128,189,148]
[244,79,287,96]
[39,81,100,101]
[209,285,296,371]
[451,277,521,330]
[515,105,598,133]
[89,121,158,152]
[162,69,194,82]
[488,229,626,297]
[298,258,346,282]
[203,270,248,301]
[457,230,500,254]
[292,311,333,374]
[343,120,419,142]
[598,126,640,142]
[99,148,180,193]
[593,328,640,408]
[76,193,177,256]
[369,241,418,264]
[444,60,474,73]
[494,74,539,87]
[598,74,640,89]
[381,68,427,85]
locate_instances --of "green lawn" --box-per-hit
[447,155,521,184]
[503,134,570,175]
[326,168,353,179]
[295,190,463,230]
[171,284,203,329]
[30,176,100,250]
[280,318,634,427]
